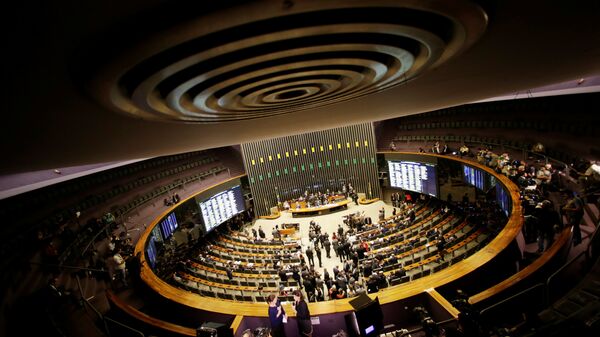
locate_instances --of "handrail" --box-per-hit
[81,222,113,257]
[468,227,571,305]
[546,250,587,302]
[479,283,545,318]
[76,274,104,320]
[104,316,145,337]
[588,225,600,258]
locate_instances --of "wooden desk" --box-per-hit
[289,199,350,217]
[278,228,295,236]
[359,197,380,205]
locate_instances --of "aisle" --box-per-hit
[251,199,395,275]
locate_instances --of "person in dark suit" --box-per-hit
[292,290,312,337]
[268,294,286,337]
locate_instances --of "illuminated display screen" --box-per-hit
[496,184,511,216]
[199,185,245,232]
[146,237,158,269]
[463,165,485,190]
[388,161,438,197]
[159,212,178,240]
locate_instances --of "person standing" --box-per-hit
[268,294,287,337]
[323,239,331,258]
[314,244,322,267]
[292,290,312,337]
[113,250,128,286]
[305,246,315,267]
[563,191,584,246]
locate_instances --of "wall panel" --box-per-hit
[241,123,380,216]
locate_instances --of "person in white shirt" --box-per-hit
[113,251,128,286]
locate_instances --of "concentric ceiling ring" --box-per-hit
[93,1,487,123]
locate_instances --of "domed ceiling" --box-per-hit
[2,0,600,173]
[92,1,487,123]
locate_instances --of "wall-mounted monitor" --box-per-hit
[496,184,511,216]
[388,161,438,197]
[159,212,178,240]
[146,236,158,269]
[463,164,486,190]
[199,185,245,233]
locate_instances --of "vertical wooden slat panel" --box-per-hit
[241,123,379,216]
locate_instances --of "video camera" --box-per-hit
[412,306,439,337]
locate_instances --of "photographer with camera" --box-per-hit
[447,290,483,337]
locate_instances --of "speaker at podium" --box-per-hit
[197,322,233,337]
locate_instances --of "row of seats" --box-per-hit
[218,235,300,253]
[56,166,229,265]
[173,273,293,303]
[365,216,468,271]
[392,134,578,164]
[396,119,596,136]
[0,151,224,302]
[365,209,443,250]
[207,247,301,266]
[170,206,472,302]
[387,224,490,285]
[3,151,216,222]
[111,165,228,218]
[173,257,301,302]
[357,201,430,237]
[2,154,219,253]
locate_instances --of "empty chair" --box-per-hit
[411,271,423,281]
[201,290,216,297]
[219,293,234,300]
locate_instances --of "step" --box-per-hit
[538,308,565,324]
[569,286,596,305]
[584,203,599,226]
[553,298,583,317]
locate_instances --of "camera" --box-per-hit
[412,307,439,337]
[253,327,271,337]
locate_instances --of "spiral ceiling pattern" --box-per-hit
[95,1,487,123]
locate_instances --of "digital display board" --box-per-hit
[488,175,497,191]
[496,184,511,216]
[463,165,485,190]
[146,237,158,269]
[388,161,438,197]
[159,212,178,240]
[199,185,245,232]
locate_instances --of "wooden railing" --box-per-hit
[123,154,532,335]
